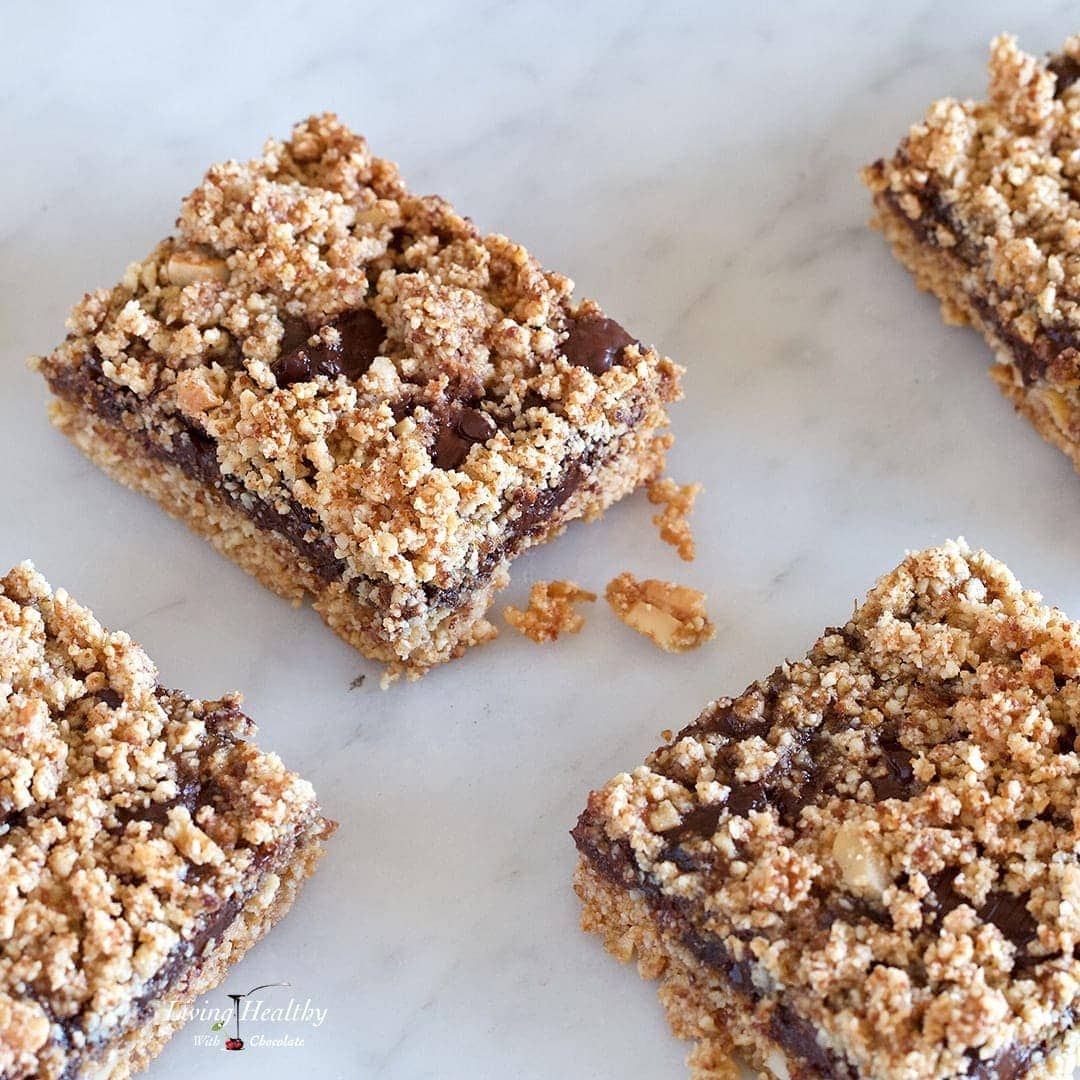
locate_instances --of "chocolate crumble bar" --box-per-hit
[32,114,681,681]
[574,541,1080,1078]
[865,35,1080,477]
[0,563,333,1079]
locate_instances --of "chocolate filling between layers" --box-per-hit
[12,690,313,1079]
[573,680,1072,1080]
[874,181,1080,389]
[45,360,640,620]
[53,854,289,1080]
[572,816,1051,1080]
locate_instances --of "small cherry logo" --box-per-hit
[220,981,289,1053]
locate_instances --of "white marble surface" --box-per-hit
[5,2,1080,1076]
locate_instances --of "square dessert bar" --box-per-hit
[865,35,1080,475]
[573,541,1080,1078]
[0,563,333,1079]
[34,114,681,681]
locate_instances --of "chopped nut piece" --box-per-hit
[174,368,223,415]
[605,573,714,653]
[832,820,889,897]
[504,580,597,643]
[165,247,228,287]
[647,477,702,561]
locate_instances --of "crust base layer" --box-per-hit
[49,399,666,680]
[869,193,1080,475]
[79,825,328,1079]
[573,859,1080,1080]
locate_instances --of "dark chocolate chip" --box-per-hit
[1049,53,1080,97]
[694,701,772,741]
[771,770,815,826]
[659,803,724,847]
[660,844,706,873]
[457,406,496,443]
[926,871,1040,957]
[561,313,636,375]
[115,775,203,829]
[431,406,497,469]
[871,737,915,801]
[335,308,386,378]
[272,308,384,387]
[682,927,756,999]
[981,890,1039,951]
[926,867,964,919]
[727,782,769,816]
[432,426,471,470]
[967,1041,1035,1080]
[95,688,123,709]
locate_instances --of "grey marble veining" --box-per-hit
[4,2,1080,1076]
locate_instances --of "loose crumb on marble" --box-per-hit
[605,572,714,652]
[647,477,701,561]
[504,580,597,643]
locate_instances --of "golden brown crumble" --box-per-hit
[647,477,701,562]
[605,573,714,653]
[504,580,596,643]
[863,36,1080,393]
[32,114,682,650]
[0,563,324,1078]
[577,541,1080,1077]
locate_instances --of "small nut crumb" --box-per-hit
[686,1038,741,1080]
[832,820,890,897]
[1040,388,1073,434]
[647,477,702,561]
[504,580,597,643]
[165,247,228,287]
[174,369,223,415]
[605,573,715,653]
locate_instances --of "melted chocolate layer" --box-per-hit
[46,360,613,616]
[572,816,1054,1080]
[877,185,1077,387]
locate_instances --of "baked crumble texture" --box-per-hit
[503,579,596,643]
[648,477,701,562]
[605,573,714,653]
[0,562,332,1079]
[864,35,1080,474]
[32,114,681,682]
[574,541,1080,1078]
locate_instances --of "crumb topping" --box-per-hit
[582,541,1080,1076]
[647,477,701,562]
[34,115,681,619]
[504,580,596,643]
[863,35,1080,394]
[605,573,714,653]
[0,563,319,1078]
